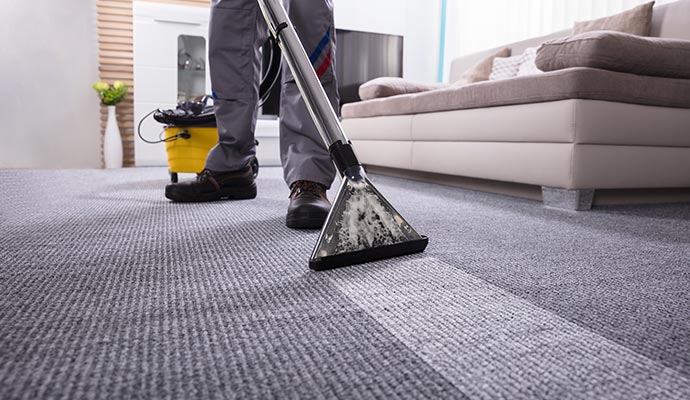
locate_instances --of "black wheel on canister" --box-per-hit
[250,157,259,178]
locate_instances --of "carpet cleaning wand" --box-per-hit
[257,0,428,270]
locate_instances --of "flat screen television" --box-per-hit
[335,29,404,106]
[260,29,404,115]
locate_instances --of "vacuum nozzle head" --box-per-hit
[309,167,428,270]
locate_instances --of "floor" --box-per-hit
[1,167,689,399]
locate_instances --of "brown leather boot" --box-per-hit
[165,168,256,202]
[286,180,331,229]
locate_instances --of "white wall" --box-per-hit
[443,0,679,81]
[0,0,101,169]
[335,0,442,83]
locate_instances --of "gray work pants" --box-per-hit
[206,0,339,189]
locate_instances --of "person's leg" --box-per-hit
[280,0,339,190]
[165,0,267,202]
[206,0,268,171]
[280,0,339,228]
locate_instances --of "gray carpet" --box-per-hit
[1,167,689,399]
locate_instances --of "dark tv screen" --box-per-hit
[260,29,403,115]
[336,29,404,106]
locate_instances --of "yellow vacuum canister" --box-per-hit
[163,127,217,182]
[139,97,259,182]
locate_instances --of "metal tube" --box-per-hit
[256,0,349,148]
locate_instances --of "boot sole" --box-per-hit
[166,183,257,202]
[286,211,328,230]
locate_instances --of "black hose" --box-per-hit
[138,109,188,144]
[259,36,282,107]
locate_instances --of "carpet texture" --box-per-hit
[1,167,689,399]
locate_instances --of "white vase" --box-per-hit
[103,105,123,169]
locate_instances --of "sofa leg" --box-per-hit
[541,187,594,211]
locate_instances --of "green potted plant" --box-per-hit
[93,81,128,168]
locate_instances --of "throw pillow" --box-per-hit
[454,47,511,85]
[489,54,525,80]
[358,77,447,101]
[573,1,655,36]
[516,47,543,77]
[536,30,690,79]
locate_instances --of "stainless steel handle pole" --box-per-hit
[256,0,349,149]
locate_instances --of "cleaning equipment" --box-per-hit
[162,126,219,183]
[138,36,282,182]
[256,0,428,270]
[138,97,251,183]
[140,99,259,183]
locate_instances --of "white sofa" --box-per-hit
[341,0,690,210]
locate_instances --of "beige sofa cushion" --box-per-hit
[358,77,447,101]
[408,99,690,147]
[537,31,690,79]
[454,48,511,85]
[573,1,655,36]
[343,99,690,147]
[351,140,690,190]
[342,68,690,119]
[411,142,690,189]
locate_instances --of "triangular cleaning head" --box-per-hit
[309,170,428,270]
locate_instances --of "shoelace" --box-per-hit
[196,169,221,191]
[197,169,213,181]
[290,180,325,198]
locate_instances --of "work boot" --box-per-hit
[165,167,257,202]
[286,180,331,229]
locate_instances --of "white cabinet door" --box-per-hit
[133,2,210,166]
